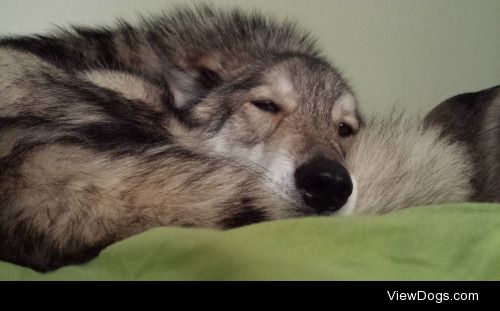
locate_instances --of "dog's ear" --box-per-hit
[166,56,223,110]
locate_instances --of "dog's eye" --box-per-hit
[250,100,280,114]
[338,123,353,137]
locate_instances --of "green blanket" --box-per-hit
[1,203,500,280]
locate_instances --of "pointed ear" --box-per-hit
[166,56,223,110]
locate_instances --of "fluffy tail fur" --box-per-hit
[344,115,474,214]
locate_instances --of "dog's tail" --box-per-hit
[344,114,474,214]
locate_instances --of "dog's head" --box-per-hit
[164,7,362,215]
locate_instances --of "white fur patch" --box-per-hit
[275,75,294,96]
[209,135,229,154]
[336,92,357,114]
[265,151,295,190]
[332,92,358,129]
[245,143,265,164]
[206,137,293,192]
[207,133,294,192]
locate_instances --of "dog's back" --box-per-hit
[425,85,500,202]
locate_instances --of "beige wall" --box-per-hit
[1,0,499,116]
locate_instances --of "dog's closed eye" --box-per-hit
[250,100,280,113]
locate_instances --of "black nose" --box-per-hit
[294,157,353,213]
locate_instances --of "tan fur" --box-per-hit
[6,142,296,255]
[0,128,26,157]
[79,70,166,112]
[2,6,478,272]
[424,85,500,202]
[0,50,112,126]
[0,49,38,104]
[332,92,359,133]
[80,66,474,218]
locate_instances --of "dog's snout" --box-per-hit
[294,157,353,213]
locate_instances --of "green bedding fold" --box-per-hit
[1,203,500,280]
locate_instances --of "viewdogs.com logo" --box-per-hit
[387,291,478,303]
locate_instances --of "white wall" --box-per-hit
[1,0,499,115]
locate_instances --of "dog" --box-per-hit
[0,5,482,272]
[424,85,500,202]
[0,6,361,271]
[77,70,476,217]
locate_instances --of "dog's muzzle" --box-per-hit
[294,156,353,214]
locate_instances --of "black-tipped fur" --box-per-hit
[0,6,351,271]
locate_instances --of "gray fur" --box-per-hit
[0,5,488,272]
[0,6,358,271]
[424,85,500,202]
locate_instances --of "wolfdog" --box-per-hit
[0,6,362,271]
[0,6,476,272]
